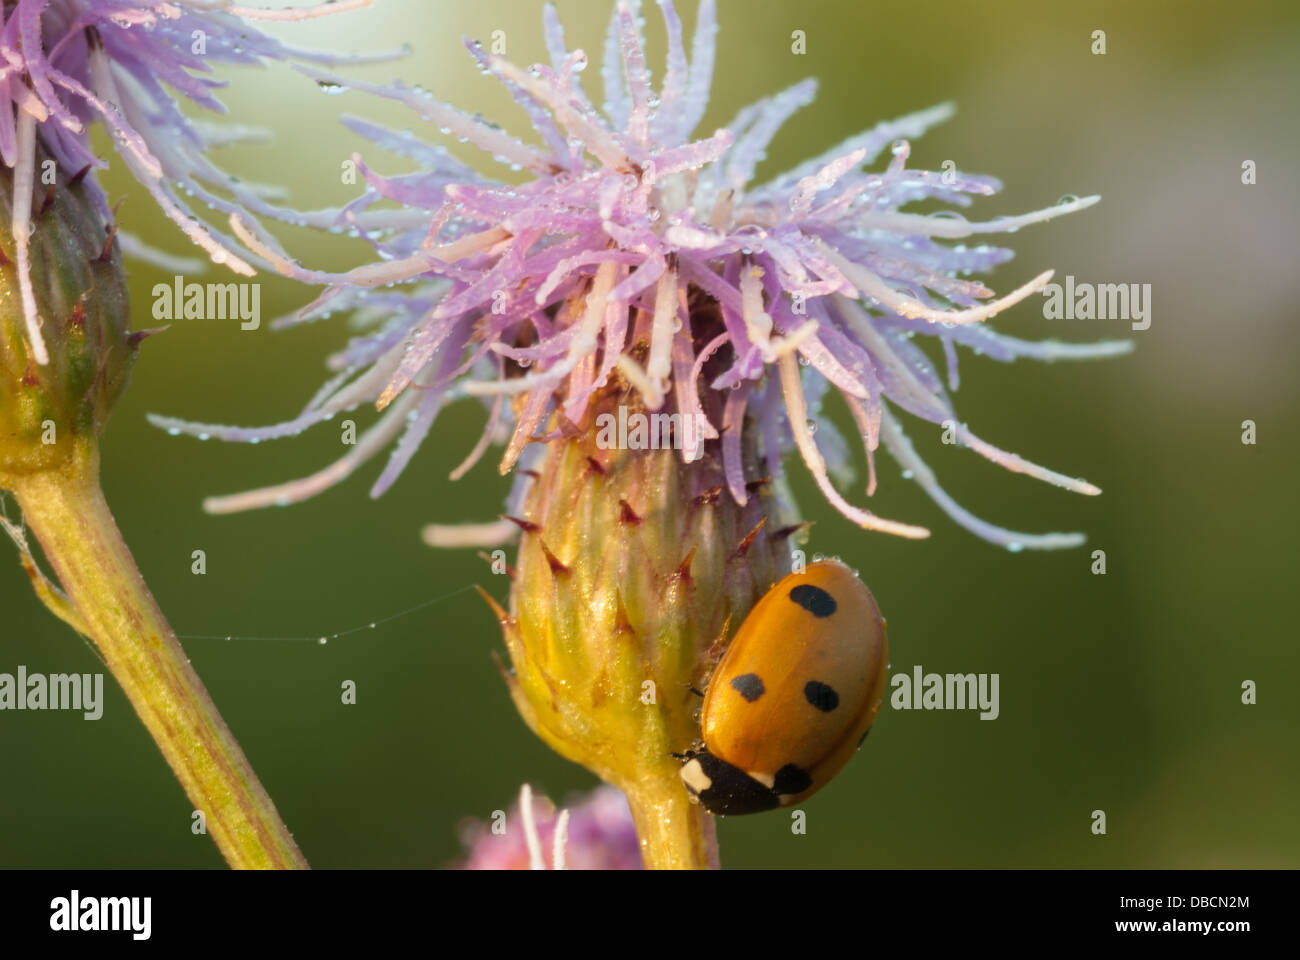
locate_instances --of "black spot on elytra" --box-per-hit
[804,680,839,712]
[789,583,837,618]
[773,763,813,796]
[730,673,765,702]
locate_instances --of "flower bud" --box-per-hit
[484,379,792,866]
[0,149,134,480]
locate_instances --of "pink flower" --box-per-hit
[2,0,380,364]
[455,784,642,870]
[154,0,1130,550]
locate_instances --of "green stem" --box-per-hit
[8,451,307,869]
[624,773,719,870]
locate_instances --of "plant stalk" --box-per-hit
[8,449,307,869]
[624,775,720,870]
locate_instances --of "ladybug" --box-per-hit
[678,559,888,815]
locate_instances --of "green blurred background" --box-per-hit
[2,0,1297,868]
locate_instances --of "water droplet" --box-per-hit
[317,80,349,95]
[901,469,914,480]
[890,139,908,156]
[1057,194,1079,206]
[805,419,818,435]
[318,637,328,645]
[1006,542,1024,553]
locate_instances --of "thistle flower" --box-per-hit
[156,0,1129,550]
[456,784,642,870]
[1,0,382,367]
[151,0,1131,868]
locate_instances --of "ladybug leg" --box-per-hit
[669,740,705,761]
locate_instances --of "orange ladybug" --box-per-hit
[679,559,889,814]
